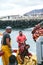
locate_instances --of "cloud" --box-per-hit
[0,0,43,9]
[0,0,43,16]
[11,0,43,7]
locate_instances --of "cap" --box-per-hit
[6,26,12,30]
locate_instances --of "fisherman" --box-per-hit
[1,26,12,44]
[9,55,18,65]
[19,44,32,61]
[17,44,32,64]
[17,31,27,48]
[1,34,12,65]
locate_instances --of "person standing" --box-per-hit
[1,34,12,65]
[1,26,12,44]
[16,31,27,48]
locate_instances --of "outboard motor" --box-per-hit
[36,36,43,65]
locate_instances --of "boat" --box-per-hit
[0,49,37,65]
[0,33,37,65]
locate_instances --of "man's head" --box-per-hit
[9,55,18,65]
[6,26,12,33]
[19,31,23,36]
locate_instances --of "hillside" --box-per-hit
[24,8,43,16]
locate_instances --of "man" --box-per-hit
[9,55,18,65]
[17,31,27,47]
[1,34,12,65]
[1,26,12,44]
[17,44,32,64]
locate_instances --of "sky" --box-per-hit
[0,0,43,17]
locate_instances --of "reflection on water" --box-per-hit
[0,28,36,65]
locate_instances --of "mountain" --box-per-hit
[24,8,43,16]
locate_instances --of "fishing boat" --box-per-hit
[0,33,37,65]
